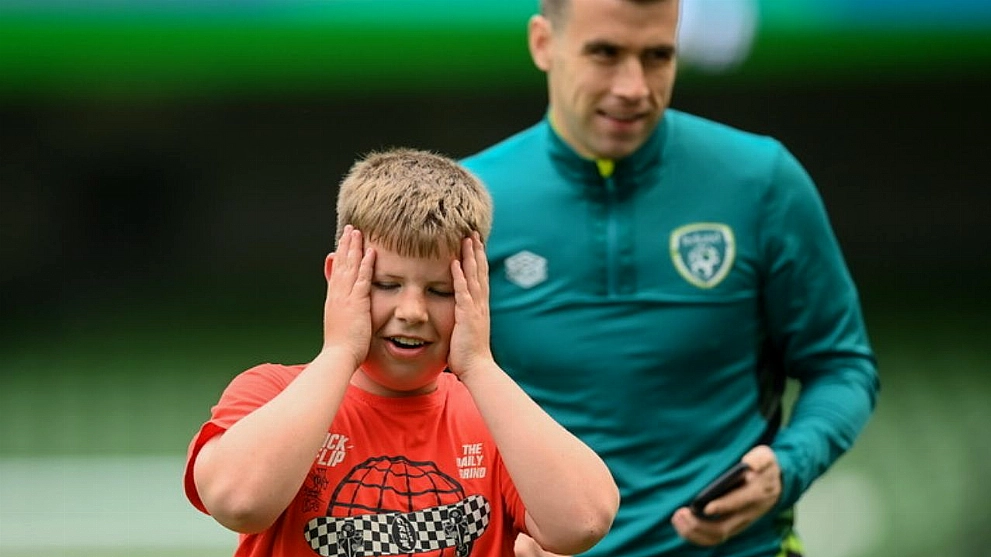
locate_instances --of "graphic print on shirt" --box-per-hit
[669,223,736,289]
[303,455,492,557]
[317,432,351,467]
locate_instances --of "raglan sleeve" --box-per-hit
[758,144,880,510]
[182,363,292,514]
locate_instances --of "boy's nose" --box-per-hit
[395,292,428,323]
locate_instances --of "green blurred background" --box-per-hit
[1,1,989,556]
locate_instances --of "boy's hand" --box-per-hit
[448,233,494,378]
[321,225,375,370]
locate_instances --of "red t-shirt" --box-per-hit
[184,364,527,557]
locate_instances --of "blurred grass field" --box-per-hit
[1,286,989,557]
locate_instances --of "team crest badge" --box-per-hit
[669,223,735,289]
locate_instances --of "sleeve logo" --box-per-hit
[669,223,735,289]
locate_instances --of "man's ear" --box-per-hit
[324,253,335,281]
[528,14,553,71]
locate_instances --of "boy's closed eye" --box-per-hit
[429,288,455,298]
[371,281,454,298]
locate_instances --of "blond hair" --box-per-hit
[335,148,493,258]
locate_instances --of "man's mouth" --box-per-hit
[599,107,647,122]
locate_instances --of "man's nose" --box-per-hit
[612,58,649,101]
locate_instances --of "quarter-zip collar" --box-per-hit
[543,110,671,296]
[544,109,668,197]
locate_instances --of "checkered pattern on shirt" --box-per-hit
[304,495,491,556]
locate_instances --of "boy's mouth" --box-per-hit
[388,336,428,348]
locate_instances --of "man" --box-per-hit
[461,0,880,555]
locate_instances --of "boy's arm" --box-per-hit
[449,235,620,555]
[193,227,374,533]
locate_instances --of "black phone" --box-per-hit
[689,462,750,520]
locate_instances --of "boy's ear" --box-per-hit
[324,253,335,281]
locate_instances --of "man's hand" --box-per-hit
[321,225,375,370]
[447,232,494,379]
[671,445,782,546]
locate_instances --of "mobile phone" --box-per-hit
[689,462,750,520]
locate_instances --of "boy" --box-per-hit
[183,148,619,557]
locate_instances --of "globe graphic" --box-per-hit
[323,455,473,556]
[329,455,465,516]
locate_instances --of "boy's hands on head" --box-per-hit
[448,232,495,379]
[321,225,375,371]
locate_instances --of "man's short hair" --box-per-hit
[540,0,567,23]
[540,0,669,26]
[335,148,493,258]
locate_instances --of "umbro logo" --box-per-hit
[504,250,547,289]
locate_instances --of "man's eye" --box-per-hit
[587,44,619,60]
[643,48,674,65]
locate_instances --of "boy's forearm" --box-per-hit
[194,348,356,533]
[459,361,619,554]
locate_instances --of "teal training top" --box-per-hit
[462,111,879,557]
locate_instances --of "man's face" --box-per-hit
[530,0,679,160]
[355,240,456,397]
